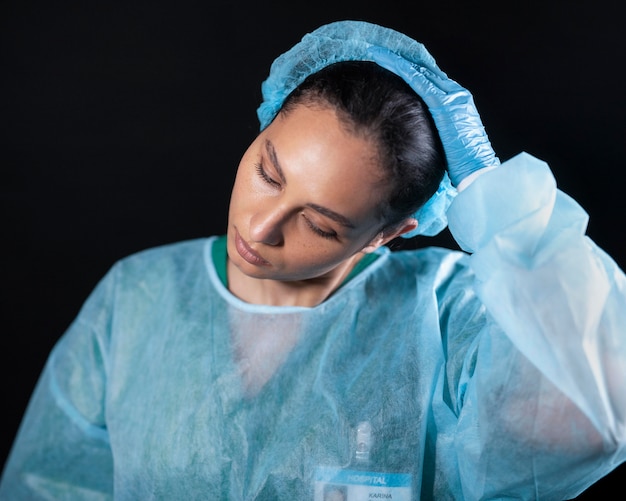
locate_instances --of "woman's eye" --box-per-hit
[255,163,280,187]
[302,214,337,240]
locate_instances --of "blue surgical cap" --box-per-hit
[257,20,457,237]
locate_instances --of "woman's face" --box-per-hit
[227,103,399,283]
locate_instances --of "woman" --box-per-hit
[1,20,625,500]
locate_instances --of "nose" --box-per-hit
[249,205,287,246]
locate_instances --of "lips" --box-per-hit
[235,230,270,266]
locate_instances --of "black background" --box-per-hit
[2,0,625,497]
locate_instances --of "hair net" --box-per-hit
[256,20,457,237]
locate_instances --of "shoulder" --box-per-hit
[380,246,484,317]
[383,246,473,285]
[114,237,210,275]
[88,237,213,300]
[120,237,209,264]
[75,237,215,320]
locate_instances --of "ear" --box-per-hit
[361,218,418,253]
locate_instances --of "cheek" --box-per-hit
[286,240,350,271]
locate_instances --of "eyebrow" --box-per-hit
[306,203,356,229]
[265,140,287,184]
[265,139,356,229]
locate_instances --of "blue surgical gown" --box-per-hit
[1,152,625,500]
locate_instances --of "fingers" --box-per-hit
[367,44,499,186]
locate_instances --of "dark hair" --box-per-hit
[279,61,446,232]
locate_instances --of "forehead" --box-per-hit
[264,104,389,219]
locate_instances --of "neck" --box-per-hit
[227,254,363,307]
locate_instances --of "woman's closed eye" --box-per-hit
[255,159,337,240]
[255,162,280,187]
[301,213,337,240]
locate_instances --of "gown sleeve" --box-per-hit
[445,152,626,499]
[0,267,116,500]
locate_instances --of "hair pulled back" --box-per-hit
[279,61,446,231]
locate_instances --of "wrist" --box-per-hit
[456,165,499,192]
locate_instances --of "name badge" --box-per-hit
[314,466,412,500]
